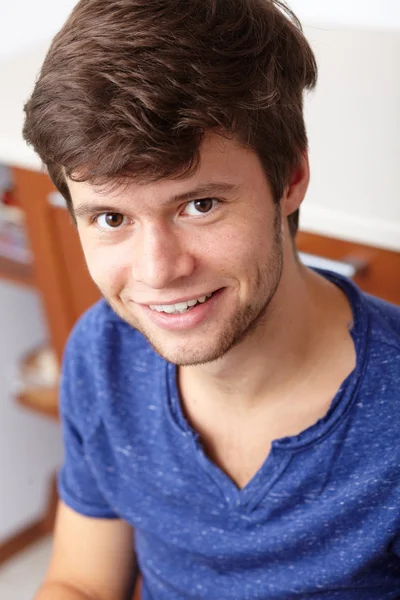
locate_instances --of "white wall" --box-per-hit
[0,1,77,61]
[0,281,63,542]
[289,0,400,30]
[3,0,399,61]
[300,26,400,248]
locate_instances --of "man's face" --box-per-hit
[68,134,285,366]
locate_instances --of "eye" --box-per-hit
[183,198,219,217]
[95,212,127,230]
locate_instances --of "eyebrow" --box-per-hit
[73,182,240,219]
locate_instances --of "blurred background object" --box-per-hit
[0,166,31,265]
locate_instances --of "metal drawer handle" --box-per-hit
[299,252,368,279]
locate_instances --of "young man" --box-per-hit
[23,1,400,598]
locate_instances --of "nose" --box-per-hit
[131,222,195,289]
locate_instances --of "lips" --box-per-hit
[136,288,224,331]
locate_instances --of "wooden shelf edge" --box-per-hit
[0,473,58,566]
[0,255,35,287]
[17,386,59,420]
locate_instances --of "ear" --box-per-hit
[281,153,310,217]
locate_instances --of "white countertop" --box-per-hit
[1,2,400,250]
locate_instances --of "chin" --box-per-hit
[108,308,257,367]
[140,336,230,367]
[142,317,262,366]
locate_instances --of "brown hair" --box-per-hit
[23,0,317,236]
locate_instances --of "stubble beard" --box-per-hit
[106,209,284,366]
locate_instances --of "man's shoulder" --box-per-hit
[70,298,124,337]
[325,269,400,351]
[67,298,145,354]
[63,299,161,386]
[61,300,164,429]
[363,292,400,351]
[356,291,400,405]
[325,270,400,395]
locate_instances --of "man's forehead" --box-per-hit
[66,134,253,207]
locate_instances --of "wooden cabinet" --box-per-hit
[297,231,400,306]
[12,167,100,362]
[0,254,34,288]
[9,167,101,420]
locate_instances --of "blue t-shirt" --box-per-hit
[58,270,400,599]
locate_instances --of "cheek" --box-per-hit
[81,242,130,293]
[206,218,272,272]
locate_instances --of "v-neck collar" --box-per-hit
[164,270,370,511]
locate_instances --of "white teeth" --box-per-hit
[187,299,198,307]
[174,301,190,311]
[149,292,213,314]
[162,304,178,314]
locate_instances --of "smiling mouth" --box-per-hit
[148,292,216,315]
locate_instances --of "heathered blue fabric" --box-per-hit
[58,270,400,599]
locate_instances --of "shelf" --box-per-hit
[297,231,400,305]
[0,255,34,287]
[16,345,60,419]
[17,386,59,419]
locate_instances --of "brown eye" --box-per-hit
[105,213,124,227]
[95,212,126,230]
[184,198,218,216]
[194,199,214,213]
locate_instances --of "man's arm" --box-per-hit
[35,501,137,600]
